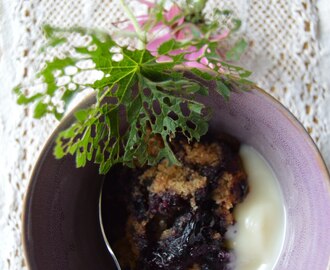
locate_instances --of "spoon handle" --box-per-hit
[98,180,122,270]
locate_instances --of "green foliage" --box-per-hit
[226,39,248,61]
[14,24,253,174]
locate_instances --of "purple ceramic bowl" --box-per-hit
[23,86,330,269]
[200,87,330,269]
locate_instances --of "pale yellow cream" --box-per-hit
[227,145,286,270]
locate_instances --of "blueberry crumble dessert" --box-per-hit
[103,134,248,270]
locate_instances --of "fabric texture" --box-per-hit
[0,0,329,269]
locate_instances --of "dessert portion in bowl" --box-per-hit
[104,134,248,270]
[101,133,286,270]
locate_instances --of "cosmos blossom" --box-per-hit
[125,1,230,72]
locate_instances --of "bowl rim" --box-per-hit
[21,86,330,269]
[21,94,96,269]
[254,86,330,182]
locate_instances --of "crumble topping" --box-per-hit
[140,160,207,198]
[183,141,223,166]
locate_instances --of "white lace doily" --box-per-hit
[0,0,329,269]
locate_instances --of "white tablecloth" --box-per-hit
[0,0,329,269]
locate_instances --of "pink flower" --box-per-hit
[210,30,230,42]
[156,55,173,63]
[183,61,209,69]
[150,22,167,33]
[184,45,208,61]
[125,15,149,31]
[146,33,172,54]
[174,26,193,41]
[164,4,184,25]
[218,66,225,73]
[169,46,197,56]
[200,57,209,65]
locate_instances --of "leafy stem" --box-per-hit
[13,2,254,174]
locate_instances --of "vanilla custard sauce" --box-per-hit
[227,145,286,270]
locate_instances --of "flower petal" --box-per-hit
[156,55,173,63]
[169,46,197,56]
[165,4,182,22]
[146,33,172,52]
[210,30,230,41]
[150,22,169,33]
[200,57,209,65]
[125,15,149,31]
[177,17,184,26]
[184,45,208,61]
[183,61,208,69]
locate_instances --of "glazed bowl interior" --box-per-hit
[23,86,330,270]
[200,88,330,269]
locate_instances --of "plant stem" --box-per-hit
[119,0,146,49]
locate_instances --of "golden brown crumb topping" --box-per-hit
[183,141,223,166]
[140,160,207,198]
[212,170,247,225]
[213,171,245,204]
[212,172,236,209]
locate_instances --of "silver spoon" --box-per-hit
[98,179,122,270]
